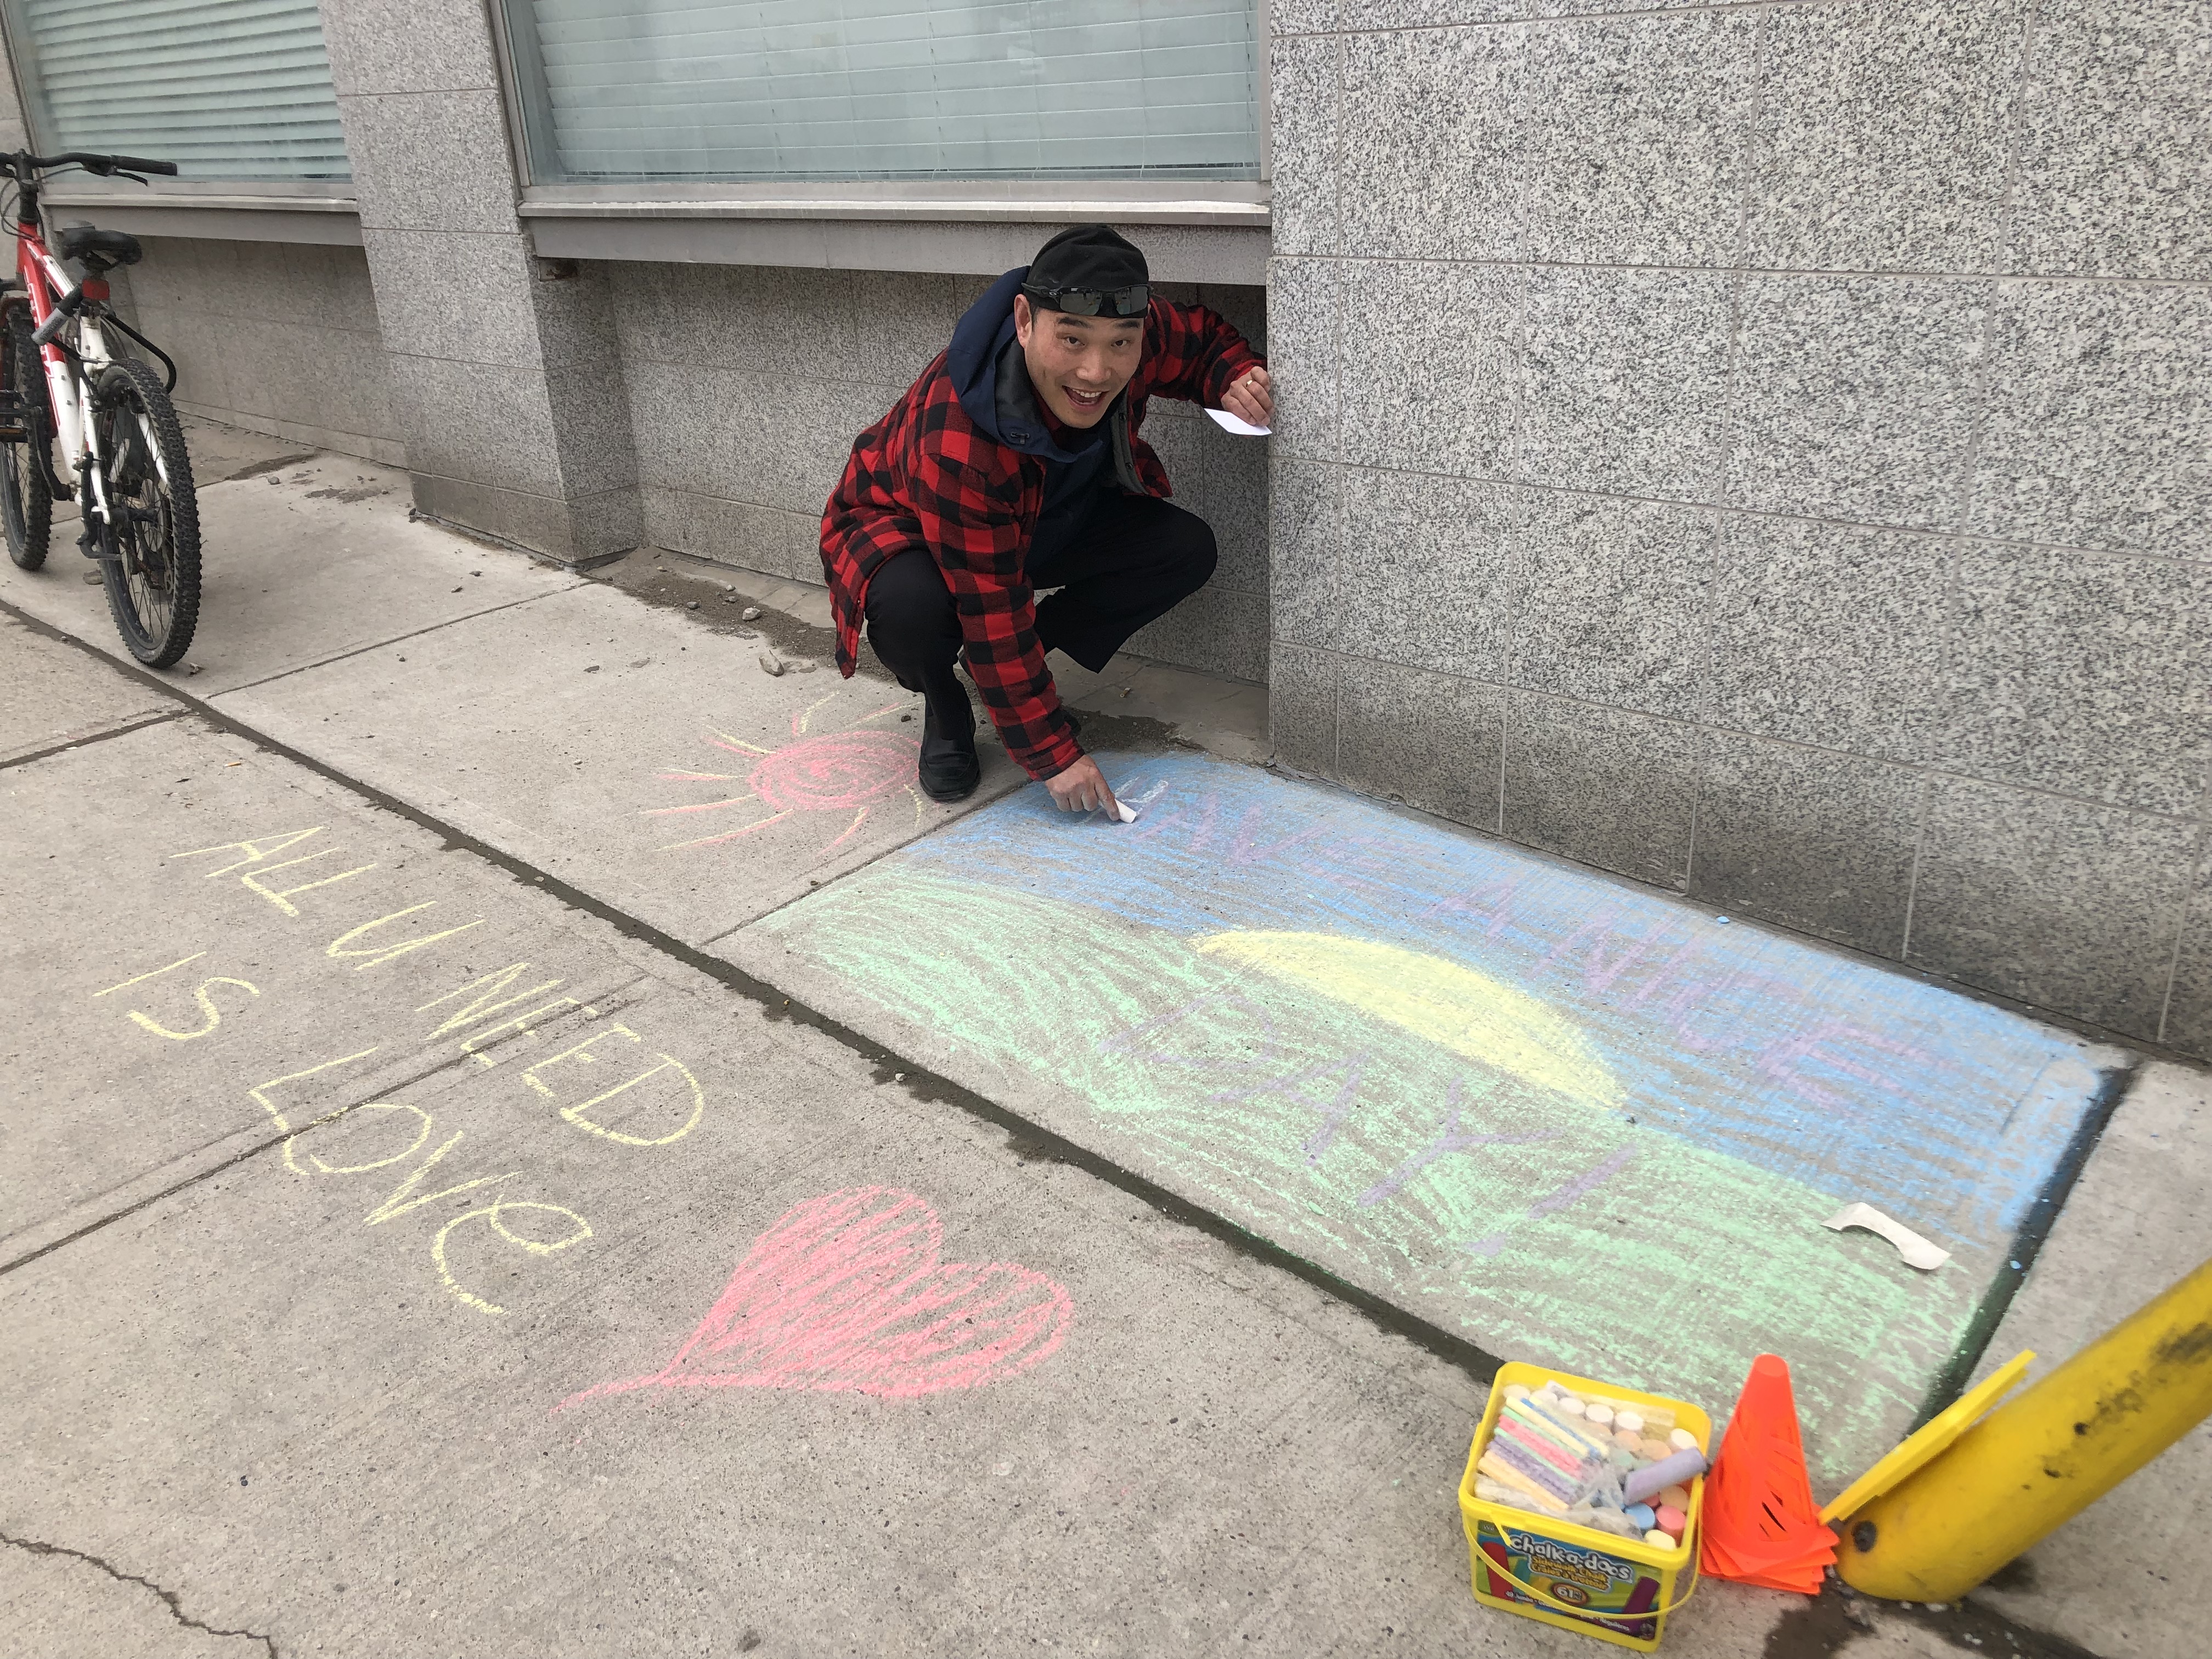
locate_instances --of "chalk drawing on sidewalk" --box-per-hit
[647,695,924,855]
[746,753,2118,1481]
[558,1187,1073,1409]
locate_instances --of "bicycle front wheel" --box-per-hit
[1,304,53,571]
[94,356,200,667]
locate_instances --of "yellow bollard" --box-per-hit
[1838,1255,2212,1601]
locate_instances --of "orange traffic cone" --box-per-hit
[1699,1353,1838,1594]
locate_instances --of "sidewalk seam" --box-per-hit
[208,585,585,699]
[0,709,183,772]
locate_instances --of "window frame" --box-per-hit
[487,0,1274,205]
[0,0,356,190]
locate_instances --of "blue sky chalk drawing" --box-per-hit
[740,753,2124,1486]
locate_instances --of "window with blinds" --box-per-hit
[0,0,349,181]
[501,0,1261,184]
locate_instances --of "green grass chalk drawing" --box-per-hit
[744,756,2119,1484]
[766,868,1964,1482]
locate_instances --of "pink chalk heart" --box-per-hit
[558,1187,1072,1408]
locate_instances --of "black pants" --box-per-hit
[864,490,1217,733]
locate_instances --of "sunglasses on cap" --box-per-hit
[1023,281,1149,318]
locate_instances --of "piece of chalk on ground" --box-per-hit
[1669,1427,1699,1452]
[1655,1505,1686,1533]
[1584,1403,1615,1429]
[1645,1530,1677,1548]
[1109,800,1138,823]
[1626,1503,1656,1531]
[1613,1410,1644,1434]
[1657,1485,1691,1510]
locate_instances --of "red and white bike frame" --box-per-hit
[14,216,136,531]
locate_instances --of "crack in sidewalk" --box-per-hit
[2,1531,278,1657]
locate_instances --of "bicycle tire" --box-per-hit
[93,354,200,667]
[1,304,52,571]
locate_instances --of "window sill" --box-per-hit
[516,185,1271,284]
[38,185,361,247]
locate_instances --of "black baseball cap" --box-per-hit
[1020,224,1149,318]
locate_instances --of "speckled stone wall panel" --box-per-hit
[1263,258,1342,463]
[1934,549,2212,815]
[1338,262,1523,477]
[1502,693,1702,891]
[1746,0,2029,273]
[1726,273,1988,528]
[1520,267,1733,503]
[1514,10,1759,268]
[125,239,399,459]
[1689,732,1928,958]
[1703,515,1953,761]
[1270,33,1342,257]
[2165,851,2212,1053]
[1336,471,1531,679]
[1964,280,2211,557]
[2005,0,2212,280]
[1269,644,1341,774]
[1337,662,1505,828]
[1505,493,1714,719]
[1905,777,2198,1037]
[1128,584,1271,685]
[1269,458,1345,652]
[1339,26,1525,262]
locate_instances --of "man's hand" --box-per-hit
[1222,365,1273,428]
[1045,755,1121,817]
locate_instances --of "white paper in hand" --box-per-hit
[1205,407,1272,437]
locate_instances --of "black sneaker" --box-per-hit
[918,704,980,802]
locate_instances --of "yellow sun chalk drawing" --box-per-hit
[1192,932,1622,1109]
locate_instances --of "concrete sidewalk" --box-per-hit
[3,424,2207,1659]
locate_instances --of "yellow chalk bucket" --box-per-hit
[1459,1362,1712,1651]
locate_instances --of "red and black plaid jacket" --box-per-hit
[820,283,1260,780]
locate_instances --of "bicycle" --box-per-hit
[0,149,201,668]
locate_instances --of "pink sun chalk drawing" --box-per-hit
[647,695,923,854]
[555,1187,1074,1409]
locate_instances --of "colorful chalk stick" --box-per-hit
[1657,1484,1691,1510]
[1645,1529,1677,1548]
[1655,1505,1686,1534]
[1615,1410,1645,1435]
[1627,1503,1656,1531]
[1669,1427,1699,1452]
[1623,1447,1709,1507]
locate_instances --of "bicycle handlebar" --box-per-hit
[8,150,180,178]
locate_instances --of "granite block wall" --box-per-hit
[1269,0,2212,1054]
[607,263,1272,682]
[319,0,643,565]
[121,238,403,466]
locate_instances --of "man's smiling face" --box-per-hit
[1013,294,1143,429]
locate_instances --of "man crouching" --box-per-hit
[819,224,1272,815]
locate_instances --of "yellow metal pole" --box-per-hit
[1838,1255,2212,1601]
